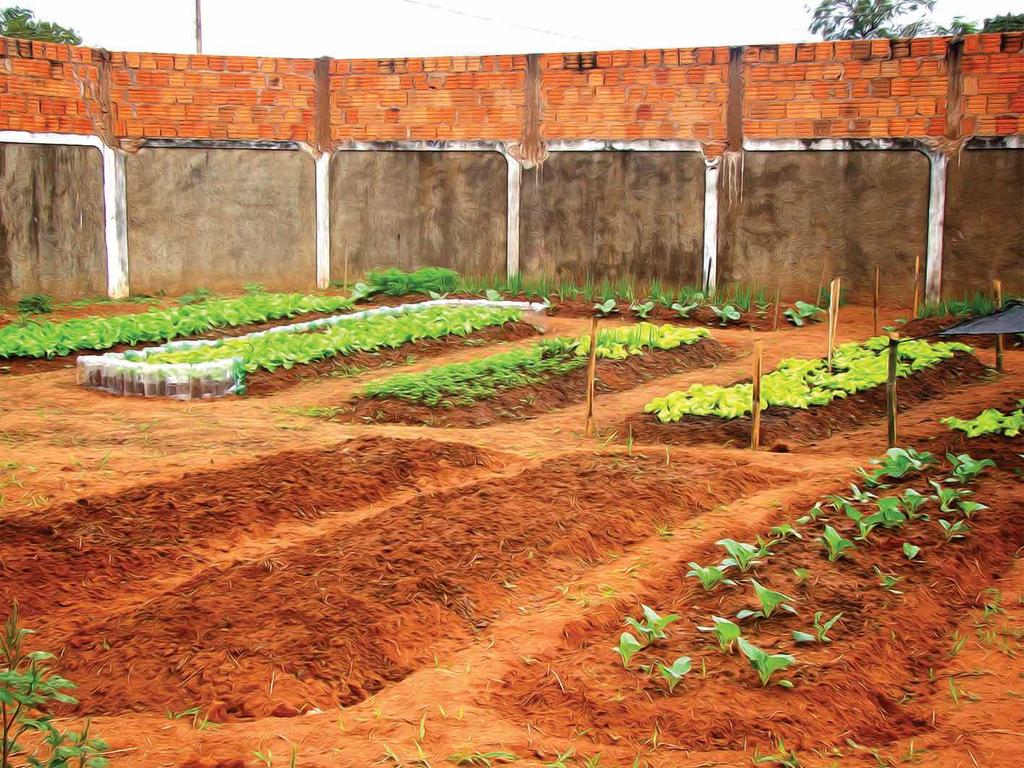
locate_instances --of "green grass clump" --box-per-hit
[364,267,460,297]
[15,293,53,315]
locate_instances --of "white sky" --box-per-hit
[21,0,1022,58]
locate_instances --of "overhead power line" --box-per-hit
[392,0,629,49]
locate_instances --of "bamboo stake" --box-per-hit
[827,277,840,373]
[993,278,1004,373]
[751,341,763,451]
[772,283,782,332]
[887,332,900,449]
[872,265,880,336]
[584,315,600,437]
[912,254,921,318]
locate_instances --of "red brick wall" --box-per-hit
[1,32,1021,146]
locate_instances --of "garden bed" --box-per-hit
[626,350,990,448]
[492,441,1024,752]
[343,336,730,427]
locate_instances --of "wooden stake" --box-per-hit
[912,254,921,318]
[993,278,1004,373]
[816,255,828,308]
[584,315,600,438]
[887,332,900,449]
[772,283,782,332]
[751,341,763,451]
[827,277,841,373]
[872,264,880,336]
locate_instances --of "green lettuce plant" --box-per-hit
[685,563,736,591]
[938,518,970,541]
[710,304,741,325]
[736,579,797,621]
[792,611,843,644]
[859,448,937,487]
[614,632,644,668]
[820,525,855,561]
[716,539,763,572]
[655,656,692,693]
[625,605,679,643]
[903,542,921,560]
[942,406,1024,438]
[697,616,742,653]
[783,300,824,326]
[737,638,796,688]
[945,453,996,485]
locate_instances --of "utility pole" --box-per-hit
[195,0,203,54]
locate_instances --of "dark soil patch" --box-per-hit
[20,451,787,720]
[492,442,1024,752]
[243,321,539,395]
[624,351,991,448]
[344,338,732,428]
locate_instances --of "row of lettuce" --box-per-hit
[358,323,711,407]
[643,337,971,422]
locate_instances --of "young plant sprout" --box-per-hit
[670,300,700,319]
[903,542,922,560]
[484,288,504,302]
[737,637,797,688]
[820,525,855,561]
[625,605,680,643]
[792,611,843,644]
[792,567,812,585]
[929,480,972,513]
[957,500,988,519]
[710,304,742,325]
[796,502,827,525]
[855,497,908,540]
[614,632,644,668]
[697,616,742,653]
[945,453,996,485]
[593,298,618,317]
[736,579,798,621]
[717,539,764,572]
[686,562,737,591]
[900,488,930,519]
[848,484,877,503]
[824,493,858,520]
[938,518,970,541]
[783,300,824,326]
[769,523,802,541]
[873,566,903,593]
[859,448,937,487]
[655,656,692,693]
[629,300,655,319]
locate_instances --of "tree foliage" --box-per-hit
[807,0,1021,39]
[0,6,81,45]
[982,13,1024,32]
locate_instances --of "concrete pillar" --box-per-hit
[702,156,721,294]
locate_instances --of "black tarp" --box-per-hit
[938,300,1024,336]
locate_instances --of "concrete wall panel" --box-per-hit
[943,149,1023,298]
[127,148,315,295]
[0,143,106,302]
[718,151,930,303]
[520,151,704,286]
[330,151,507,282]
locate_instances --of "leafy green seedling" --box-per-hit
[752,738,802,767]
[859,447,937,486]
[873,566,903,593]
[485,289,504,302]
[656,656,692,693]
[686,562,737,591]
[938,518,970,541]
[737,579,798,621]
[900,488,929,519]
[697,615,742,653]
[769,523,802,541]
[670,301,700,319]
[820,525,855,561]
[711,304,742,325]
[717,539,763,572]
[945,453,996,485]
[350,281,375,301]
[796,502,827,525]
[629,300,655,319]
[856,496,907,539]
[792,567,812,585]
[738,637,796,688]
[903,542,921,560]
[792,611,843,644]
[824,493,859,520]
[614,632,644,668]
[929,480,971,513]
[957,500,988,519]
[625,605,679,643]
[448,751,519,766]
[593,298,617,317]
[848,484,876,503]
[783,300,824,326]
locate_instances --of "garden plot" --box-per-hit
[341,323,731,428]
[493,440,1023,756]
[0,447,790,721]
[628,337,990,448]
[77,300,544,398]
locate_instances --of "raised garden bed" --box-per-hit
[627,339,990,448]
